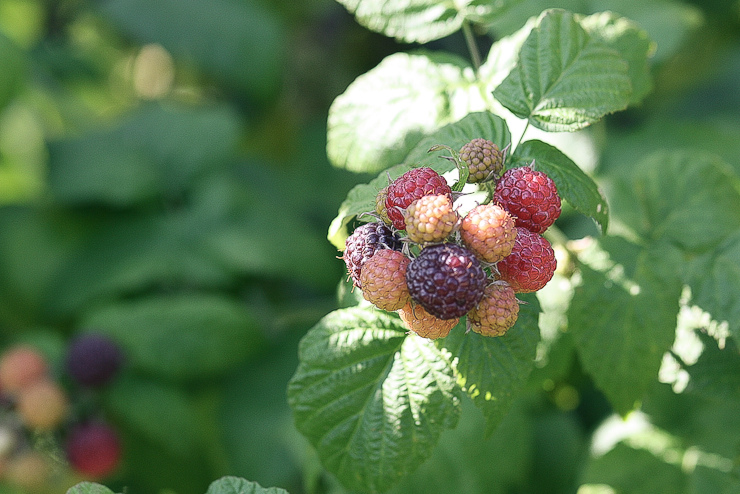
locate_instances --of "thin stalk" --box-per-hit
[462,21,482,73]
[515,120,530,151]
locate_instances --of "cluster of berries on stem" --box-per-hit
[0,333,124,490]
[342,138,561,339]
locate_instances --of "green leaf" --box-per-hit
[206,477,289,494]
[579,11,655,105]
[442,292,541,436]
[610,150,740,253]
[81,294,263,381]
[686,230,740,343]
[0,33,26,112]
[493,9,631,132]
[684,333,740,404]
[404,111,511,168]
[48,104,240,206]
[287,307,461,493]
[335,0,519,43]
[568,237,683,415]
[104,376,203,456]
[327,51,484,173]
[100,0,286,99]
[66,483,116,494]
[511,139,608,233]
[580,443,688,494]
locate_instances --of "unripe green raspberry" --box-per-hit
[403,194,458,244]
[468,282,519,337]
[398,301,458,339]
[460,204,517,263]
[459,138,503,183]
[359,249,411,311]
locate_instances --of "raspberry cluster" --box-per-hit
[341,139,561,340]
[0,334,124,490]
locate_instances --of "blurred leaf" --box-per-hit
[327,51,485,173]
[48,104,240,206]
[480,16,537,90]
[205,477,289,494]
[66,483,116,494]
[494,9,631,132]
[684,333,740,403]
[82,294,263,381]
[511,139,608,233]
[579,10,654,105]
[569,237,682,415]
[580,443,688,494]
[387,397,534,494]
[688,231,740,343]
[335,0,520,43]
[610,150,740,253]
[287,307,461,493]
[105,376,204,456]
[442,292,540,436]
[99,0,286,99]
[0,33,25,111]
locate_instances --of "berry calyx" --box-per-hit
[66,333,124,388]
[342,222,402,288]
[460,204,517,263]
[66,421,122,478]
[406,243,487,320]
[468,282,519,337]
[497,227,556,293]
[404,194,458,244]
[0,345,48,395]
[494,166,561,234]
[459,138,503,183]
[16,379,69,431]
[375,186,392,225]
[385,167,452,230]
[359,249,411,311]
[398,301,458,339]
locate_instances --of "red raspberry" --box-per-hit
[398,301,458,339]
[406,243,488,320]
[497,227,556,293]
[494,166,561,234]
[342,222,402,288]
[459,138,503,183]
[359,249,411,311]
[404,194,458,244]
[460,204,517,263]
[385,167,452,230]
[468,282,519,337]
[66,421,122,478]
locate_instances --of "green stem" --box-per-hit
[515,120,530,151]
[462,21,482,73]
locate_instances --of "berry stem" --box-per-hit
[462,20,482,73]
[515,121,530,151]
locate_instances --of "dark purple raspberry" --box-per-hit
[342,222,402,288]
[405,244,487,319]
[66,333,123,388]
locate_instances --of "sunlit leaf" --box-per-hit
[206,477,289,494]
[569,237,682,415]
[327,51,483,173]
[288,307,461,493]
[494,9,631,131]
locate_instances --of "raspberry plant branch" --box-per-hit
[462,20,482,72]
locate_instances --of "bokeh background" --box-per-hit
[0,0,738,493]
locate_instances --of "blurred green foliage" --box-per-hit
[0,0,739,493]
